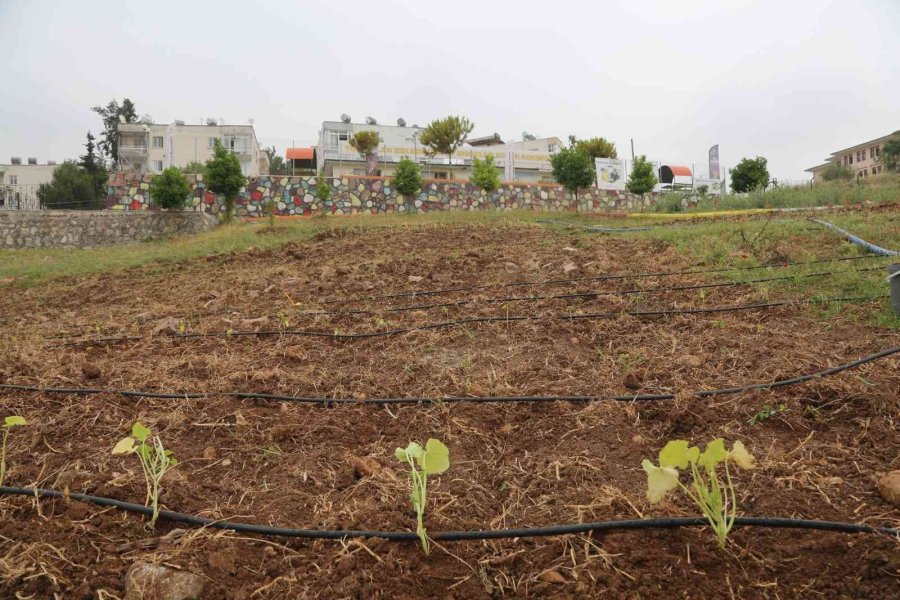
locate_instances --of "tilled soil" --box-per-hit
[0,223,898,598]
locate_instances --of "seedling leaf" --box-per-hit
[395,448,408,462]
[422,439,450,474]
[728,441,756,469]
[132,422,151,442]
[112,437,135,455]
[698,438,727,472]
[4,416,26,428]
[642,459,680,502]
[658,440,691,469]
[406,442,423,459]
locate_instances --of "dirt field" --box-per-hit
[0,218,898,598]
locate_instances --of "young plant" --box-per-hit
[395,438,450,554]
[748,403,787,426]
[112,422,178,529]
[0,416,26,487]
[642,438,756,549]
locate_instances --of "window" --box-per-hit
[153,160,163,172]
[433,171,449,180]
[9,175,17,185]
[208,137,217,149]
[848,154,853,165]
[338,132,350,141]
[870,147,876,160]
[152,136,164,148]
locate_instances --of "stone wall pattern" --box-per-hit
[106,173,674,216]
[0,210,215,249]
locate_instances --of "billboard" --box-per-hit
[709,145,720,180]
[694,178,723,196]
[595,158,626,190]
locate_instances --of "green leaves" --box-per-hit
[132,422,151,442]
[698,439,727,472]
[642,460,679,502]
[3,416,26,428]
[659,440,694,469]
[396,438,451,554]
[112,437,136,455]
[550,148,596,194]
[728,441,756,470]
[422,439,450,475]
[419,116,475,161]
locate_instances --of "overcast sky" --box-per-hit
[1,0,897,181]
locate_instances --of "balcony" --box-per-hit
[119,145,148,156]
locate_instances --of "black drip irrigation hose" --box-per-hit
[319,254,886,305]
[4,345,897,405]
[57,295,882,346]
[1,486,896,540]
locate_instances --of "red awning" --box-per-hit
[667,165,692,176]
[286,147,314,160]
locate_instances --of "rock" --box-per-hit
[562,262,578,274]
[153,317,181,335]
[350,456,381,479]
[877,470,900,506]
[124,562,204,600]
[202,446,217,461]
[678,355,702,368]
[408,275,425,283]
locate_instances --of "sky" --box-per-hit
[1,0,898,182]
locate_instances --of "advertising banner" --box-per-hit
[709,145,720,180]
[595,158,626,190]
[694,178,723,196]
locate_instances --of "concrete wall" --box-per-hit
[0,163,58,187]
[0,210,215,248]
[107,172,669,216]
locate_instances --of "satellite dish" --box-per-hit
[340,113,351,123]
[365,116,378,125]
[397,118,406,127]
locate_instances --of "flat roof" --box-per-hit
[826,131,898,156]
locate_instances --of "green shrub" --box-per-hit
[471,155,500,194]
[550,148,595,200]
[627,155,658,195]
[205,140,246,222]
[149,167,191,209]
[37,162,101,210]
[394,157,423,197]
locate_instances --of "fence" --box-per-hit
[0,185,42,210]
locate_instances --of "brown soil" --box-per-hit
[0,223,898,598]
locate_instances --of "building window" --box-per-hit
[338,132,349,141]
[848,154,853,165]
[153,160,163,172]
[9,175,17,185]
[875,146,881,158]
[152,136,164,148]
[433,171,449,180]
[208,137,217,149]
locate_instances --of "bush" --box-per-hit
[627,155,658,195]
[821,162,854,182]
[471,155,500,194]
[37,162,101,209]
[179,161,208,176]
[315,171,331,204]
[550,148,595,199]
[730,157,770,193]
[149,167,191,209]
[394,157,422,196]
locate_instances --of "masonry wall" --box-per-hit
[106,173,671,216]
[0,210,216,248]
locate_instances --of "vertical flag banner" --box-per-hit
[709,145,720,180]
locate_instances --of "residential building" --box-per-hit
[805,131,897,181]
[0,158,58,209]
[316,119,562,182]
[117,121,268,177]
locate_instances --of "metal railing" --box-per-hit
[0,185,42,210]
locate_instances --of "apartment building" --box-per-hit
[316,119,562,182]
[117,122,268,177]
[0,158,58,209]
[805,131,897,181]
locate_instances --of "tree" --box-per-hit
[349,131,380,175]
[79,131,108,199]
[471,155,501,194]
[263,146,288,175]
[882,132,900,172]
[91,98,139,166]
[37,162,99,209]
[394,157,423,196]
[821,162,854,182]
[419,116,475,179]
[205,139,246,222]
[179,161,208,176]
[315,171,331,203]
[550,148,596,200]
[568,135,618,159]
[729,157,770,193]
[149,167,191,209]
[627,155,658,195]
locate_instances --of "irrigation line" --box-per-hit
[808,219,899,257]
[319,254,886,305]
[535,219,655,232]
[56,295,882,346]
[4,345,897,405]
[0,487,896,540]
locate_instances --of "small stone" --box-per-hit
[221,458,232,467]
[408,275,424,283]
[678,355,702,368]
[562,262,577,274]
[877,470,900,506]
[153,317,181,335]
[124,562,204,600]
[537,570,567,584]
[202,446,217,460]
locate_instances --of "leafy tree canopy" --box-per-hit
[394,157,423,196]
[205,139,247,222]
[626,155,658,195]
[882,132,900,172]
[550,148,596,198]
[419,116,475,167]
[821,162,854,182]
[263,146,289,175]
[179,161,208,176]
[730,157,770,193]
[568,135,618,159]
[471,155,501,194]
[79,131,108,199]
[91,98,138,166]
[349,131,381,159]
[37,162,101,210]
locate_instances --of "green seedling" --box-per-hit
[748,403,787,426]
[642,439,755,549]
[0,416,27,487]
[112,422,177,529]
[395,438,450,554]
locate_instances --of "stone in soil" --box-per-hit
[877,470,900,506]
[125,562,204,600]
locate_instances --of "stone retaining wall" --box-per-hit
[107,173,673,216]
[0,210,216,248]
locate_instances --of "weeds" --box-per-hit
[395,438,450,553]
[0,416,26,487]
[642,439,756,549]
[112,422,178,529]
[748,403,788,425]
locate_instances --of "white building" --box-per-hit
[0,158,59,209]
[117,121,268,177]
[316,119,562,182]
